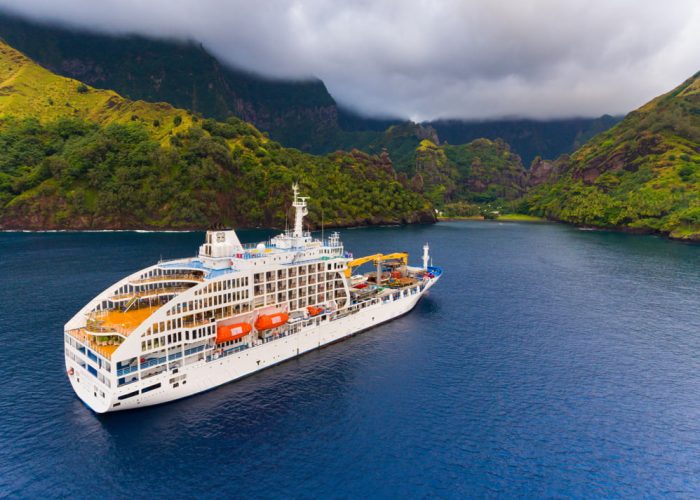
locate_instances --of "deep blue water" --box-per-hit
[1,222,699,498]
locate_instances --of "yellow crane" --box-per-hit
[344,252,408,278]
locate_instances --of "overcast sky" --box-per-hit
[2,0,699,121]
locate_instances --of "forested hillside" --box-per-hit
[0,10,619,163]
[0,41,433,229]
[525,72,700,240]
[0,11,338,148]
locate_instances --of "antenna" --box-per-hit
[321,208,325,243]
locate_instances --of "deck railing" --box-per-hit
[131,273,204,285]
[109,286,191,301]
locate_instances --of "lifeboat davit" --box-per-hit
[255,312,289,331]
[307,305,323,317]
[216,322,252,343]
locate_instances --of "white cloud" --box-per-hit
[1,0,699,120]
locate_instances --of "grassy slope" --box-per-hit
[0,41,433,230]
[526,72,700,240]
[0,41,193,142]
[0,11,336,147]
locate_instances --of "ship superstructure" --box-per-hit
[64,185,442,412]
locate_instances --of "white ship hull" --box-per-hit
[67,279,436,413]
[64,186,442,414]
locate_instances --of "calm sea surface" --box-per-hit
[0,222,699,498]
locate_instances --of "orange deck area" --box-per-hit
[90,339,119,359]
[100,305,161,334]
[73,329,119,359]
[76,305,161,359]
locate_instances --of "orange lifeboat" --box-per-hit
[307,306,323,317]
[255,312,289,331]
[216,322,252,344]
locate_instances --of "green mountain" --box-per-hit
[0,40,434,229]
[410,138,527,216]
[302,120,529,215]
[429,116,622,167]
[0,11,338,148]
[525,72,700,240]
[0,11,619,165]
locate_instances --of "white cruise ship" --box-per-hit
[64,185,442,413]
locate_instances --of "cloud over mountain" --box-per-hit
[1,0,698,121]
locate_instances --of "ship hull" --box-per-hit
[67,278,438,413]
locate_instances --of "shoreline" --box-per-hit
[3,219,697,243]
[0,221,438,234]
[438,215,700,243]
[437,214,546,223]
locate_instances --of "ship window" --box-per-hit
[118,391,139,401]
[142,383,161,394]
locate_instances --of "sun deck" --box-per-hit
[70,328,120,359]
[86,305,161,336]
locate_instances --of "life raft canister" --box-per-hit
[255,312,289,331]
[307,306,323,317]
[216,322,252,344]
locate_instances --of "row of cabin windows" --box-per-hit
[149,301,254,337]
[65,335,113,374]
[284,295,332,310]
[141,325,215,352]
[142,269,192,279]
[255,280,335,297]
[218,337,245,348]
[253,263,341,282]
[195,277,248,296]
[265,286,332,301]
[168,290,250,316]
[254,271,339,287]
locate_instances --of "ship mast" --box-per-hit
[292,183,309,239]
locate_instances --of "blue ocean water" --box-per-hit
[0,222,699,498]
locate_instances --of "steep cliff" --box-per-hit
[0,11,339,148]
[526,72,700,240]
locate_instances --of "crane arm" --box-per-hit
[344,252,409,278]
